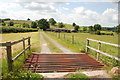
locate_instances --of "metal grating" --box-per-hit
[24,54,104,73]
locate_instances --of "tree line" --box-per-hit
[1,18,120,34]
[1,18,64,31]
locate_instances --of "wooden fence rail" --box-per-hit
[0,37,31,72]
[86,38,120,62]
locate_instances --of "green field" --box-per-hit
[4,20,32,25]
[1,32,40,58]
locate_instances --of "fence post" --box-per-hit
[28,37,31,51]
[6,42,13,72]
[58,32,60,38]
[72,35,74,44]
[64,34,65,40]
[23,38,26,61]
[97,41,101,60]
[56,32,57,37]
[86,38,89,53]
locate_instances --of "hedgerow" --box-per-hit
[0,26,38,33]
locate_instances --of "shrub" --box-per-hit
[2,72,44,80]
[58,22,65,28]
[95,30,101,35]
[65,73,90,80]
[1,26,38,33]
[22,23,30,28]
[8,21,14,26]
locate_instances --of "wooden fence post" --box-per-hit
[56,32,57,37]
[64,34,65,40]
[23,38,26,61]
[72,35,74,44]
[28,37,31,51]
[97,41,101,60]
[86,39,89,53]
[6,42,13,72]
[58,32,60,38]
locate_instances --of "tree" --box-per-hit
[74,25,79,31]
[58,22,65,28]
[1,22,6,26]
[94,24,101,31]
[49,18,56,25]
[115,24,120,34]
[0,19,4,23]
[8,21,14,26]
[89,26,93,32]
[37,19,50,31]
[2,18,11,21]
[96,30,101,35]
[72,23,76,27]
[31,22,37,28]
[22,23,30,28]
[83,27,87,31]
[27,18,30,21]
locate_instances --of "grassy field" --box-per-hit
[4,20,32,25]
[1,32,40,58]
[46,31,119,67]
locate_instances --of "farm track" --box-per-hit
[40,33,51,54]
[41,32,74,54]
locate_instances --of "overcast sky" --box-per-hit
[0,0,119,27]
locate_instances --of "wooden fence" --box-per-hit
[86,38,120,62]
[56,32,75,44]
[0,37,31,72]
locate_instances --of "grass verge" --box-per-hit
[65,73,90,80]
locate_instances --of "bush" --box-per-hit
[65,73,90,80]
[22,23,30,28]
[2,72,44,80]
[95,30,101,35]
[112,75,120,80]
[101,33,114,36]
[1,26,38,33]
[8,21,14,26]
[58,22,65,28]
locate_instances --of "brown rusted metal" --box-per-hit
[24,54,104,73]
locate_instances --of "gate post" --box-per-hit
[6,42,13,72]
[23,38,26,61]
[64,34,65,40]
[58,32,60,38]
[28,37,31,51]
[72,35,74,44]
[86,38,89,53]
[97,41,101,60]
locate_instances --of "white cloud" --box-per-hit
[15,0,118,2]
[74,7,85,13]
[60,7,118,26]
[0,2,118,27]
[66,3,70,5]
[100,8,118,26]
[0,2,60,20]
[62,7,69,10]
[19,2,57,13]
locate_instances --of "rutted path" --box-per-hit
[40,33,51,54]
[42,32,74,54]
